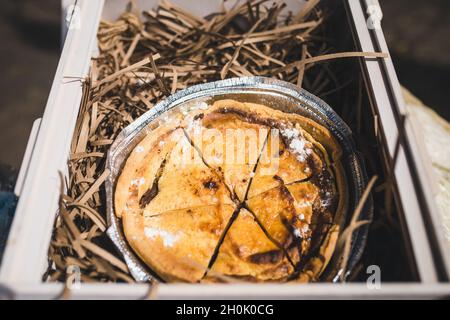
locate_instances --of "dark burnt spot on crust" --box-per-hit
[315,253,327,265]
[193,113,204,121]
[139,158,167,208]
[292,208,333,273]
[217,107,280,128]
[279,185,295,204]
[249,250,284,265]
[309,206,333,252]
[242,203,296,268]
[310,166,338,214]
[305,144,338,211]
[273,175,284,184]
[139,185,159,209]
[278,186,306,255]
[267,175,325,267]
[280,216,298,249]
[203,179,218,190]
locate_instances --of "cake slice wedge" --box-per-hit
[138,129,235,216]
[205,208,293,282]
[245,181,321,268]
[123,204,236,282]
[184,100,269,202]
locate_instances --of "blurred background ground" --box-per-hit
[0,0,449,178]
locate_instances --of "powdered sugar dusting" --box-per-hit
[320,197,332,207]
[130,177,146,186]
[293,224,310,239]
[135,145,145,153]
[186,116,203,134]
[144,227,182,247]
[319,188,334,208]
[293,228,302,238]
[281,127,298,139]
[280,126,311,163]
[289,138,307,162]
[296,200,313,209]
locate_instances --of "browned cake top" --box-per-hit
[115,99,346,283]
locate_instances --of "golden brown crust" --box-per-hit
[246,182,320,267]
[212,99,342,161]
[115,98,346,283]
[114,124,179,218]
[140,132,234,215]
[185,111,269,202]
[123,204,235,282]
[206,208,293,282]
[247,130,313,199]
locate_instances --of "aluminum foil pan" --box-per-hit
[106,76,373,282]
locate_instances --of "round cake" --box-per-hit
[115,99,346,283]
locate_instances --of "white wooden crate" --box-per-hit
[1,0,449,299]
